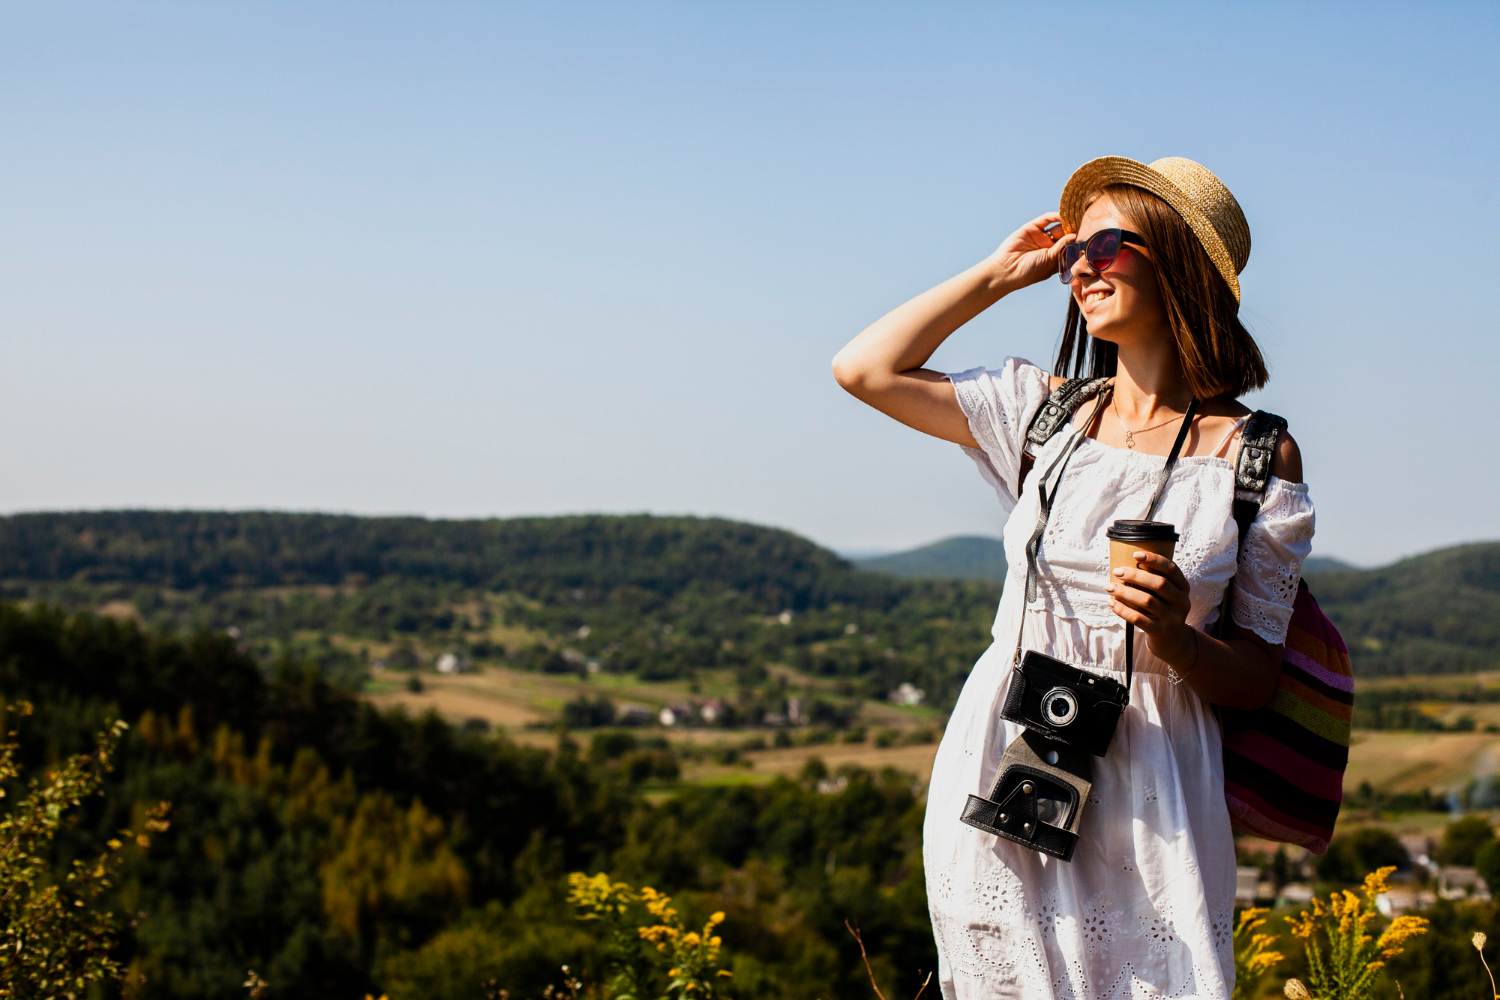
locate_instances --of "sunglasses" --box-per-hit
[1057,228,1149,284]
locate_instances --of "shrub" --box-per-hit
[563,694,617,729]
[1476,838,1500,892]
[1316,828,1408,884]
[1436,815,1495,866]
[0,704,170,998]
[591,731,641,761]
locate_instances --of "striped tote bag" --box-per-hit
[1219,581,1353,853]
[1214,411,1353,855]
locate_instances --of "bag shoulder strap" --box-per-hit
[1024,376,1111,453]
[1212,410,1287,640]
[1231,410,1287,543]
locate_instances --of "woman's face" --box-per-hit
[1071,193,1169,348]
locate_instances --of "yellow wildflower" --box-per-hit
[1245,934,1284,975]
[1376,913,1429,961]
[569,871,731,997]
[1282,866,1428,999]
[567,871,637,919]
[1233,905,1285,993]
[1362,866,1395,897]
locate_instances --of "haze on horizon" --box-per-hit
[2,2,1496,567]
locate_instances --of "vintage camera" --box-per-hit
[960,728,1092,861]
[965,653,1124,861]
[999,651,1127,757]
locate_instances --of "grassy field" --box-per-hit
[674,741,942,787]
[364,662,944,783]
[364,664,1500,799]
[364,664,1500,806]
[1344,729,1500,795]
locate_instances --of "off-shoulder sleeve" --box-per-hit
[1231,479,1316,644]
[945,357,1051,513]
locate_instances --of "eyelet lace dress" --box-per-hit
[924,358,1314,1000]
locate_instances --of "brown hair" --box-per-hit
[1053,184,1268,400]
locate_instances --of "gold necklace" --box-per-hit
[1113,397,1183,449]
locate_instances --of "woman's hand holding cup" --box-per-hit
[1106,550,1197,669]
[1104,520,1195,670]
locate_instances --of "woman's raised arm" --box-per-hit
[831,211,1072,446]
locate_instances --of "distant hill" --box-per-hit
[0,510,898,611]
[854,536,1008,583]
[1304,541,1500,677]
[855,540,1353,587]
[1303,555,1356,574]
[0,510,1004,710]
[854,533,1500,679]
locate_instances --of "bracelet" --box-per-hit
[1166,627,1201,686]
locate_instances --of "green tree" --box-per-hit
[1435,815,1495,866]
[1475,839,1500,893]
[1315,827,1408,884]
[320,790,469,957]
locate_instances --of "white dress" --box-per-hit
[924,358,1315,1000]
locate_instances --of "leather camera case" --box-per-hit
[1000,651,1127,758]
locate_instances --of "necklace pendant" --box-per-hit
[1125,431,1136,448]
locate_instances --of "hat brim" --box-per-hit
[1059,156,1241,302]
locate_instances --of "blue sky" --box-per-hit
[2,1,1495,565]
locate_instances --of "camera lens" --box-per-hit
[1041,687,1079,727]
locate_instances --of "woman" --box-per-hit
[832,157,1313,999]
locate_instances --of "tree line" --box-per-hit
[1,511,1495,683]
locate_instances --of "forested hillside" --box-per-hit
[0,512,1002,715]
[1,512,1493,682]
[1306,542,1500,677]
[853,535,1007,583]
[0,602,934,999]
[0,511,887,607]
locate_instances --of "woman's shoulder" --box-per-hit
[1213,397,1303,483]
[1272,431,1303,484]
[955,358,1052,406]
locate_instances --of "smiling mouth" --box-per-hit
[1083,289,1111,307]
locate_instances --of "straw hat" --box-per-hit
[1059,156,1250,301]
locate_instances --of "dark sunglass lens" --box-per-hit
[1058,243,1082,282]
[1086,231,1122,271]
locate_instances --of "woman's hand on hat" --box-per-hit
[986,212,1073,293]
[1104,551,1198,668]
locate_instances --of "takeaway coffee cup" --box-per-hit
[1106,520,1179,575]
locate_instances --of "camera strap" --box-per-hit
[1012,383,1199,700]
[1209,410,1287,640]
[1123,397,1199,691]
[1013,387,1112,665]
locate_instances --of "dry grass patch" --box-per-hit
[684,740,941,785]
[1345,730,1500,796]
